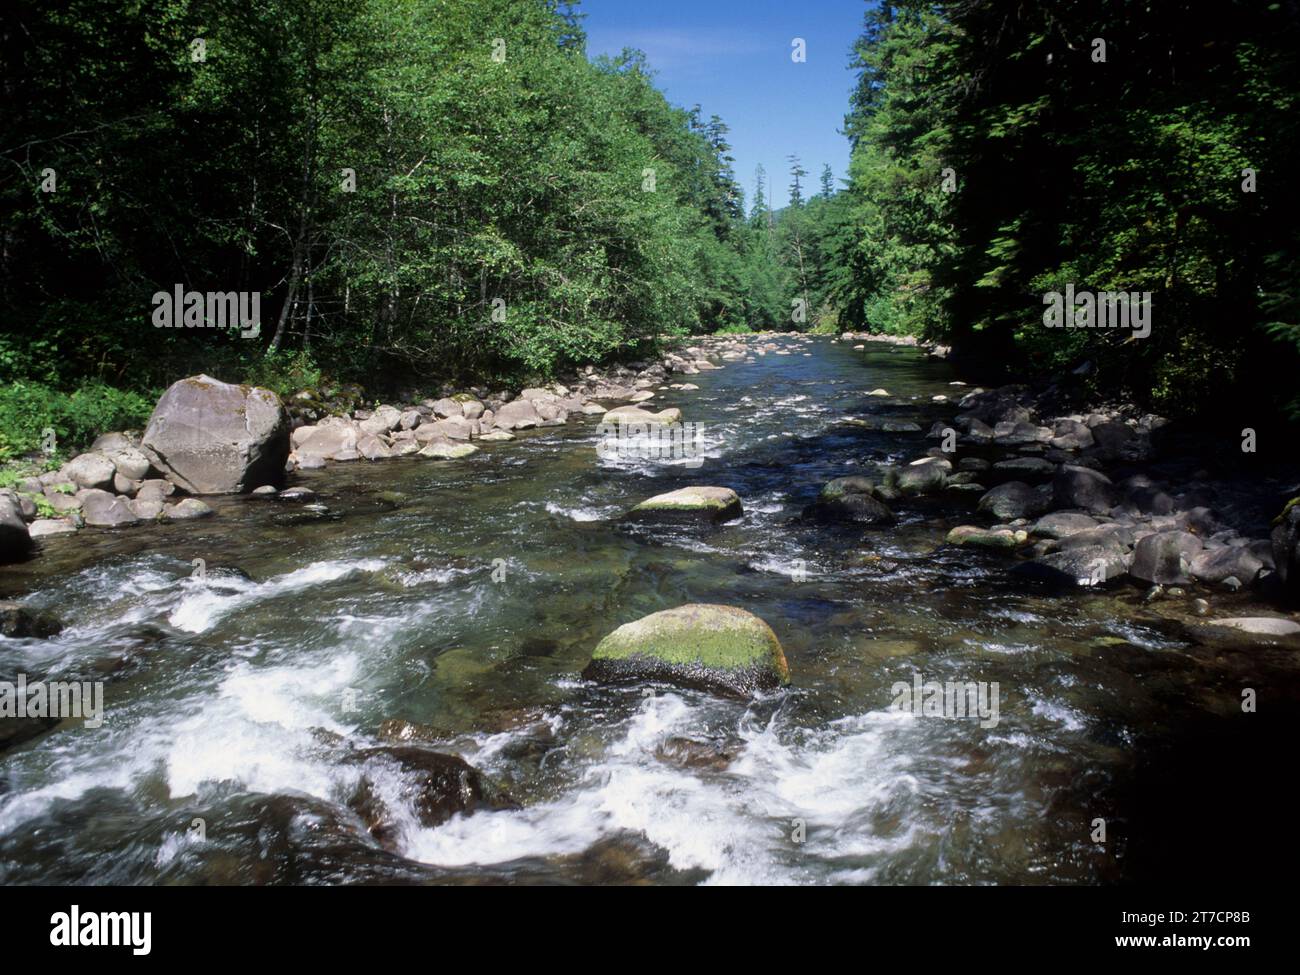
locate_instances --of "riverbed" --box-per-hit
[1,337,1294,884]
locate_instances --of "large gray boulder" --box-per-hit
[977,481,1052,521]
[1013,542,1131,587]
[1031,512,1100,539]
[1189,545,1264,586]
[62,451,118,490]
[296,421,359,461]
[142,375,290,494]
[80,489,141,527]
[358,405,402,436]
[1131,530,1203,585]
[1050,419,1094,451]
[1090,420,1144,460]
[1271,501,1300,604]
[1053,464,1115,513]
[492,399,542,431]
[0,491,33,563]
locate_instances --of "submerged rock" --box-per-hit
[1012,544,1131,587]
[842,416,922,433]
[0,600,64,638]
[655,736,737,771]
[345,745,513,851]
[583,603,789,698]
[627,486,742,523]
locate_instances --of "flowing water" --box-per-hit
[1,337,1294,885]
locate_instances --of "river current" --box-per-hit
[1,336,1292,884]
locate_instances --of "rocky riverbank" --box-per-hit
[812,377,1300,641]
[7,330,1299,641]
[1,333,793,563]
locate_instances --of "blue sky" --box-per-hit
[580,0,868,210]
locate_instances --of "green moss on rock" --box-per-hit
[628,486,742,523]
[583,603,789,697]
[946,525,1020,549]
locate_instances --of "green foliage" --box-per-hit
[843,0,1300,416]
[0,381,154,460]
[1,0,769,394]
[242,350,323,400]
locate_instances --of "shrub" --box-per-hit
[0,381,154,460]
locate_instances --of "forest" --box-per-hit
[3,0,1299,460]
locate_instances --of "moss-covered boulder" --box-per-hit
[889,456,951,496]
[945,525,1023,549]
[582,603,790,698]
[627,486,742,523]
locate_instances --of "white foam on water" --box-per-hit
[403,694,927,885]
[392,565,476,587]
[0,641,376,839]
[164,652,363,799]
[168,558,387,633]
[0,754,156,837]
[1028,695,1087,732]
[975,641,1036,656]
[154,827,203,867]
[544,501,611,522]
[748,555,813,578]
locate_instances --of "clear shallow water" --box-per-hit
[2,337,1296,885]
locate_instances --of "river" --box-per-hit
[1,336,1292,884]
